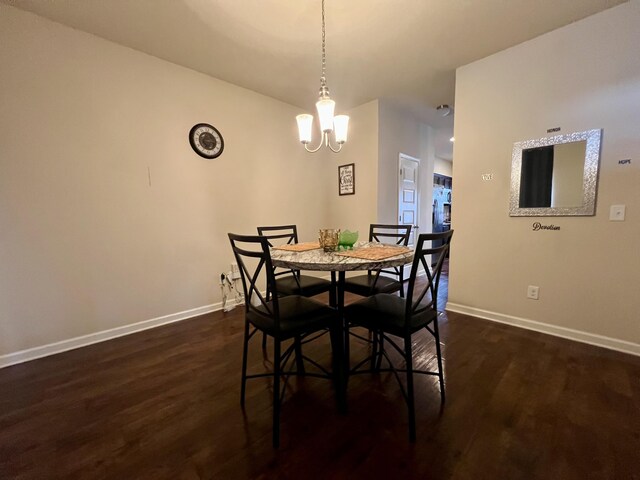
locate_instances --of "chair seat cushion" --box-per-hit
[343,274,402,296]
[275,274,332,297]
[344,294,437,337]
[248,295,337,339]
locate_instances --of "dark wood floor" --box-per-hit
[1,269,640,479]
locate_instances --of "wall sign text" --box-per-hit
[533,222,560,231]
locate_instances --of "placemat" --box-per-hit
[336,245,411,261]
[273,242,321,252]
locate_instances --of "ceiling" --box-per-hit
[3,0,627,130]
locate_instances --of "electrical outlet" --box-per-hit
[527,285,540,300]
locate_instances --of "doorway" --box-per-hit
[432,173,452,264]
[397,154,420,247]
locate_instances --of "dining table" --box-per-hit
[270,241,414,412]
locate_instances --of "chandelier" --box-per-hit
[296,0,349,153]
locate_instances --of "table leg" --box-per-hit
[329,271,337,308]
[337,271,348,413]
[329,270,348,414]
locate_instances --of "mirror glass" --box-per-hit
[510,129,602,216]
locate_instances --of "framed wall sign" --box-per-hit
[339,163,355,196]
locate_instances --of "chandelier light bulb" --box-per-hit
[334,115,349,144]
[296,114,313,144]
[316,98,336,133]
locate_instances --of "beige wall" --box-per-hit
[0,6,329,358]
[434,157,453,177]
[450,1,640,351]
[378,100,435,236]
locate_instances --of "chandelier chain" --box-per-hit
[321,0,326,87]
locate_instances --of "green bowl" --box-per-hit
[338,230,359,249]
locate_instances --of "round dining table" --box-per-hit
[270,242,414,412]
[270,242,413,273]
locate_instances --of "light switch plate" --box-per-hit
[610,205,626,221]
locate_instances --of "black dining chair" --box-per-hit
[228,233,340,448]
[343,224,412,298]
[257,225,333,299]
[344,230,453,442]
[257,225,335,361]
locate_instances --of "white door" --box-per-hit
[398,154,420,247]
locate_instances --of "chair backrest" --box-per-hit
[404,230,454,329]
[368,224,412,278]
[256,225,299,247]
[369,224,412,246]
[257,225,301,281]
[228,233,280,328]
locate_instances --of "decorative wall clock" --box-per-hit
[189,123,224,159]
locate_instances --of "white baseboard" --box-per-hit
[0,302,224,369]
[446,302,640,357]
[10,296,636,370]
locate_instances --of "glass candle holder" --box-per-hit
[318,228,340,252]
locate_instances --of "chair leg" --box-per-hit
[370,330,378,370]
[375,334,384,371]
[263,288,272,352]
[432,318,446,404]
[240,320,250,407]
[344,321,350,375]
[294,336,305,374]
[273,339,281,448]
[404,336,416,443]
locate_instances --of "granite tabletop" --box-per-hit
[270,242,414,272]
